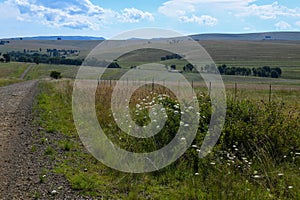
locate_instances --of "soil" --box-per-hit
[0,81,86,199]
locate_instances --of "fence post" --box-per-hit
[152,78,154,91]
[269,84,272,103]
[209,81,212,96]
[234,82,237,101]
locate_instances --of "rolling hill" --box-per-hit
[190,32,300,41]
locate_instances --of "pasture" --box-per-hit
[0,38,299,198]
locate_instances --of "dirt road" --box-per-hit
[0,81,38,198]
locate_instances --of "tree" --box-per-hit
[3,53,10,62]
[272,67,282,77]
[270,70,279,78]
[218,64,227,74]
[0,58,4,62]
[184,63,194,71]
[34,57,40,65]
[50,71,62,79]
[170,65,176,70]
[107,62,121,68]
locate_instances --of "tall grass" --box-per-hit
[35,80,300,199]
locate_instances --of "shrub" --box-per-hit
[50,71,62,79]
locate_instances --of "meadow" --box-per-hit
[32,80,299,199]
[0,39,299,199]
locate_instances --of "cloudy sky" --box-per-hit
[0,0,299,38]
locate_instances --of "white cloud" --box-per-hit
[275,21,291,30]
[120,8,154,23]
[238,2,300,19]
[5,0,154,30]
[179,15,218,26]
[6,0,114,30]
[295,21,300,27]
[158,0,255,17]
[159,0,300,21]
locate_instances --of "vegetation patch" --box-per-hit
[34,80,300,199]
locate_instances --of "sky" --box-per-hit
[0,0,299,39]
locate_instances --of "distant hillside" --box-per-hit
[5,36,105,41]
[190,32,300,41]
[3,32,300,41]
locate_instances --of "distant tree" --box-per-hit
[34,57,40,65]
[0,58,4,62]
[184,63,194,71]
[50,71,62,79]
[218,64,227,74]
[3,53,10,62]
[170,65,176,70]
[272,67,282,77]
[107,62,121,68]
[161,57,166,61]
[270,70,279,78]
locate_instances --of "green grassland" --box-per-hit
[0,62,29,86]
[1,39,299,198]
[33,80,299,199]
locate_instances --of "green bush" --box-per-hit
[50,71,62,79]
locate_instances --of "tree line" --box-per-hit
[0,51,83,66]
[169,63,282,78]
[218,64,282,78]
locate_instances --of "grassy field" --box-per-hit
[33,80,299,199]
[1,39,299,198]
[0,62,29,86]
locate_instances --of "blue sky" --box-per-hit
[0,0,299,38]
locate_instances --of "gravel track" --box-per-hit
[0,81,88,199]
[0,81,39,198]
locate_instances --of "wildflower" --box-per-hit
[192,145,197,148]
[180,137,186,141]
[188,106,194,110]
[184,124,189,127]
[51,190,58,195]
[277,173,284,176]
[174,110,179,114]
[253,175,261,178]
[210,162,216,165]
[288,186,293,189]
[195,173,199,176]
